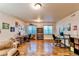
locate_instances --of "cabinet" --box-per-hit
[69,37,74,52]
[74,38,79,55]
[37,28,44,40]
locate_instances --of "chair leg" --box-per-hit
[53,40,57,46]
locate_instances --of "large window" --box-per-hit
[44,26,53,34]
[28,26,36,34]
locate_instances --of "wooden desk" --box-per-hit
[58,34,70,48]
[55,35,69,48]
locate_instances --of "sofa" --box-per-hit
[0,38,19,56]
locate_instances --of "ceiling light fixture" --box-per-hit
[32,3,42,10]
[34,16,42,22]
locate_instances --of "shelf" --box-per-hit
[37,33,43,34]
[74,43,79,45]
[74,48,79,55]
[75,44,79,50]
[70,37,79,55]
[70,37,74,43]
[37,28,43,33]
[37,28,44,40]
[74,38,79,45]
[70,42,74,47]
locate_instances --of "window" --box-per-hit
[44,26,53,34]
[28,26,36,34]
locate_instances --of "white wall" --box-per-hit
[56,10,79,37]
[0,12,25,41]
[56,10,79,46]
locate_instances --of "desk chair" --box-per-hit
[52,34,61,47]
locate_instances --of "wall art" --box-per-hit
[2,23,9,29]
[66,23,71,31]
[10,27,15,32]
[73,25,77,30]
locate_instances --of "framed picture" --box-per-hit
[73,25,77,30]
[65,23,71,31]
[67,23,71,31]
[10,27,15,32]
[2,23,9,29]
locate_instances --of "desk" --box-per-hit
[57,34,70,48]
[63,34,70,48]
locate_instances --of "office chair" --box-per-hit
[52,34,61,47]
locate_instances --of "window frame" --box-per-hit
[44,25,53,35]
[27,25,37,35]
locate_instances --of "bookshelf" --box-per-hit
[74,38,79,55]
[70,37,79,55]
[37,28,44,40]
[69,37,74,52]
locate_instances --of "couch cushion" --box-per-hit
[0,40,13,50]
[13,41,20,48]
[7,48,17,56]
[0,49,10,56]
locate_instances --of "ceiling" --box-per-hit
[0,3,79,23]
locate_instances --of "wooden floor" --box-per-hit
[18,40,77,56]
